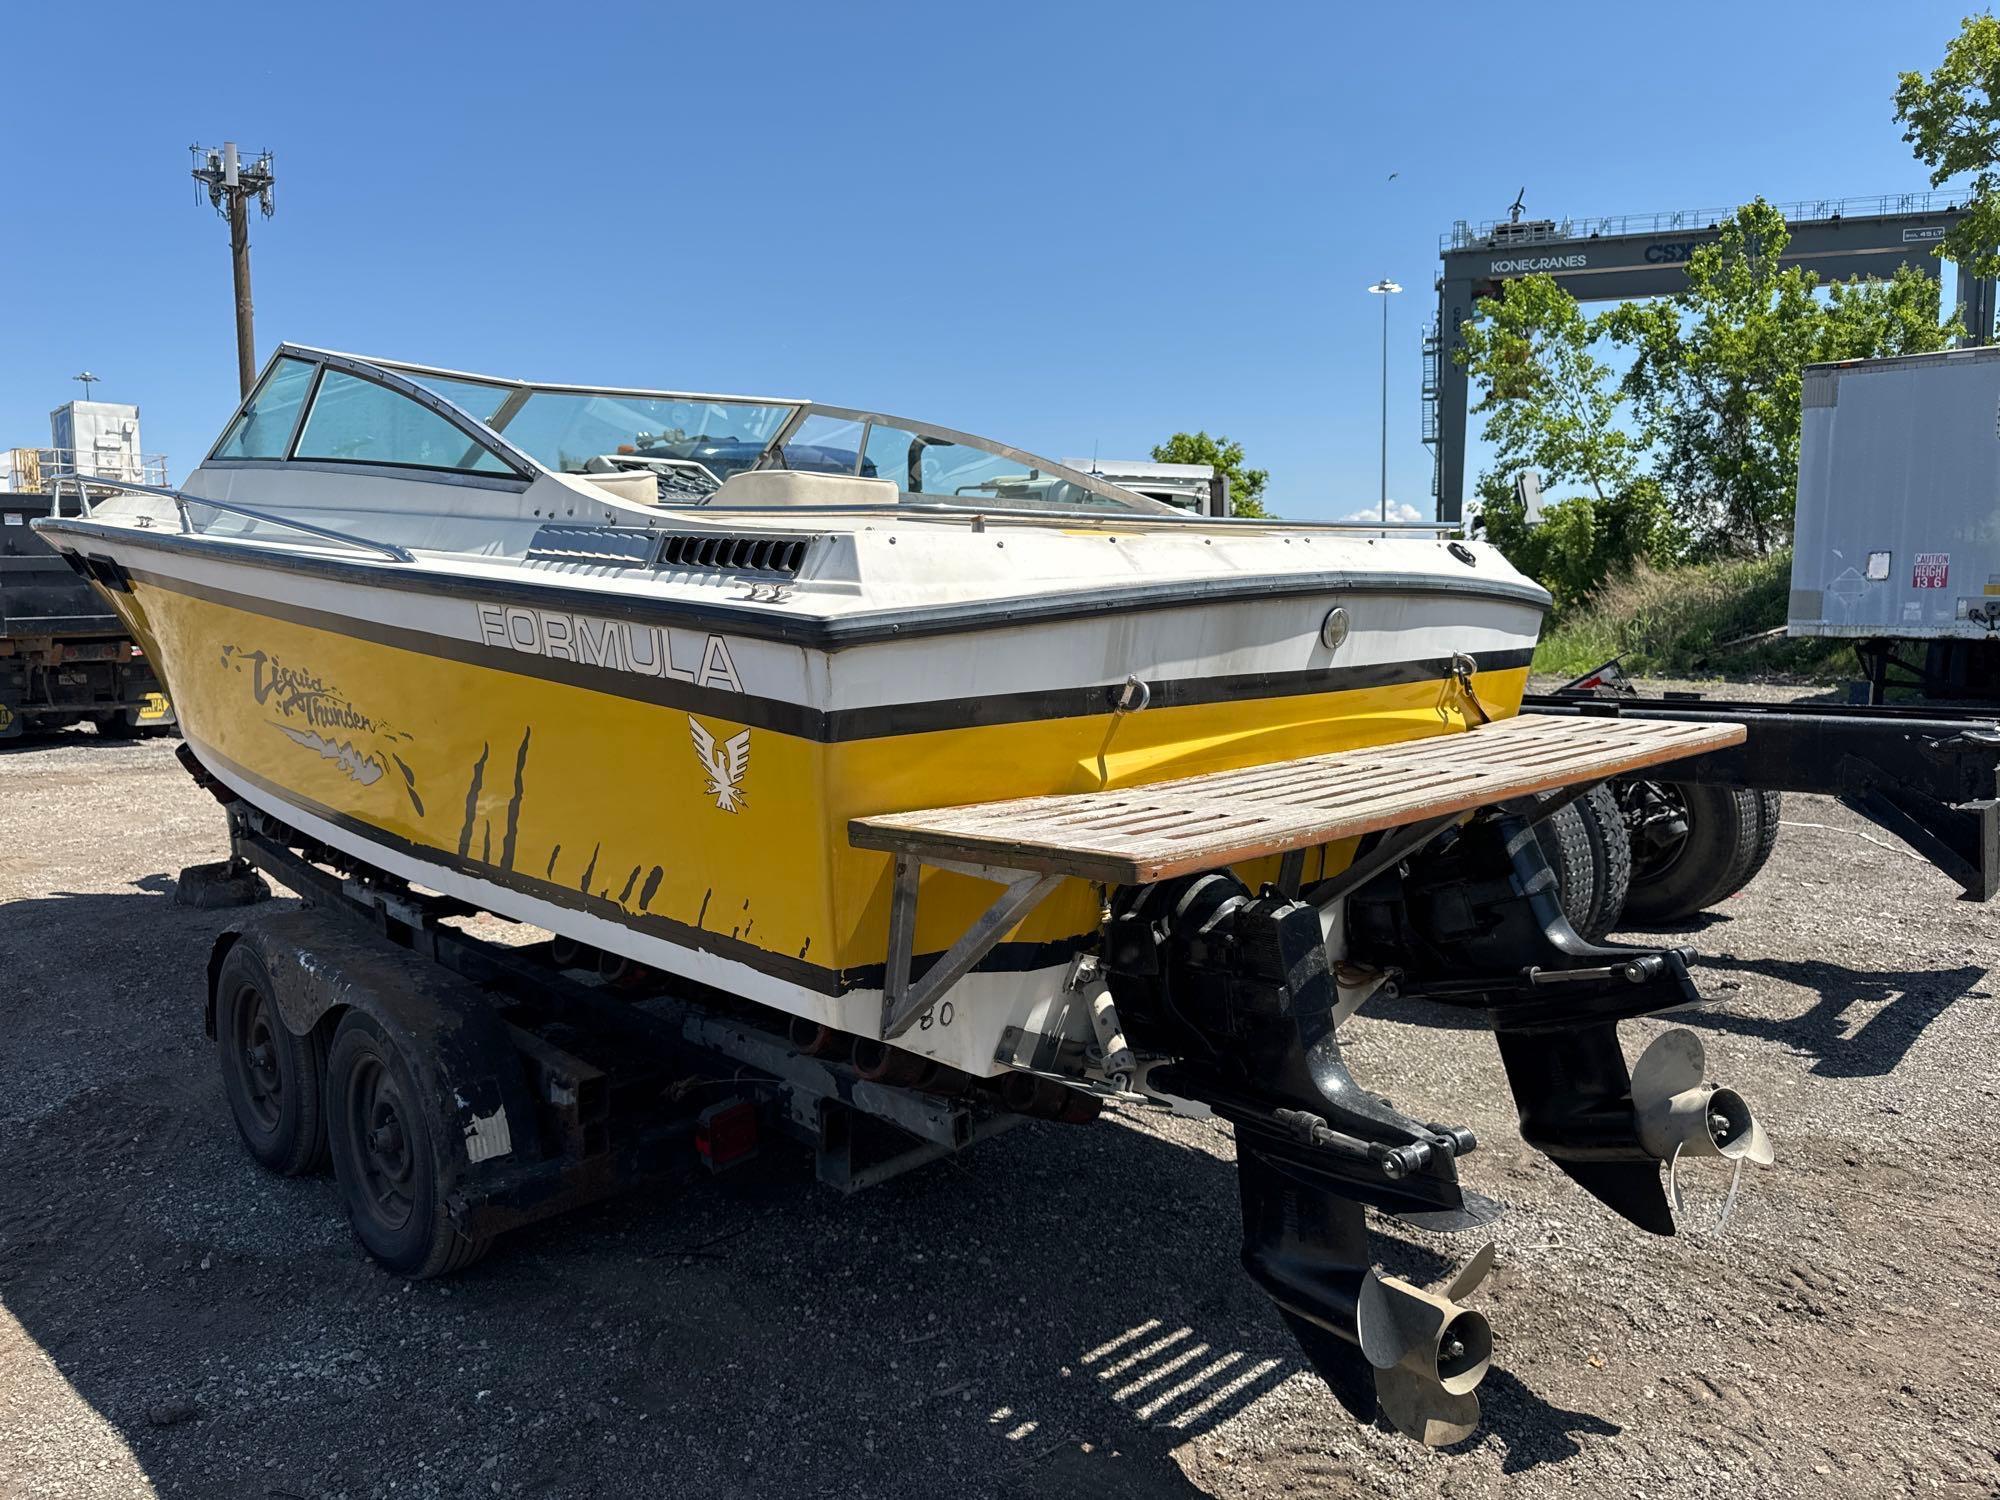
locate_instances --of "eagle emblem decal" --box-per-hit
[689,716,751,813]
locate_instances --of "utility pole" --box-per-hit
[190,143,276,396]
[1367,279,1403,523]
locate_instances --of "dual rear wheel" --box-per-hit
[1537,782,1782,936]
[213,944,488,1277]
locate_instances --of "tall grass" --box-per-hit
[1532,550,1852,681]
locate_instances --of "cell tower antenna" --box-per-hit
[190,142,277,396]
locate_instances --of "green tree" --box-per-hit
[1151,431,1269,517]
[1608,201,1957,554]
[1895,14,2000,280]
[1456,274,1639,502]
[1473,474,1681,612]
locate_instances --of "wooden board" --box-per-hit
[849,713,1746,886]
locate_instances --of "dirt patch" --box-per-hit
[1,727,1996,1499]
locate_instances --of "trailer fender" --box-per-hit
[204,929,241,1040]
[206,910,541,1183]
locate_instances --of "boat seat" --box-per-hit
[710,470,900,508]
[570,468,664,506]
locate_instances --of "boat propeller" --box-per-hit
[1356,1242,1496,1446]
[1632,1027,1773,1213]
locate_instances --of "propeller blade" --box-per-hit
[1736,1114,1774,1168]
[1630,1027,1706,1110]
[1375,1364,1482,1447]
[1356,1271,1445,1371]
[1443,1241,1497,1304]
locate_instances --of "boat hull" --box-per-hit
[51,526,1542,1075]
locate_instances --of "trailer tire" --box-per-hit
[1622,782,1762,924]
[1574,785,1632,939]
[1532,800,1598,937]
[92,710,139,740]
[1740,791,1783,889]
[214,943,329,1176]
[325,1011,490,1279]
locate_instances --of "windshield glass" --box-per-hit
[757,408,1164,512]
[488,392,796,490]
[387,363,1166,513]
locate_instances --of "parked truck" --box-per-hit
[2,405,175,739]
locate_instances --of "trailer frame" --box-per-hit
[210,807,1027,1252]
[1521,686,2000,901]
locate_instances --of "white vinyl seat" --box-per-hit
[710,470,900,507]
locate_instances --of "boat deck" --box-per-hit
[850,713,1746,886]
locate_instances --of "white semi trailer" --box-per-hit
[1790,346,2000,700]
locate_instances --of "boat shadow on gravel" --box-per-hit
[0,881,1621,1499]
[1361,946,1982,1081]
[1677,952,1987,1078]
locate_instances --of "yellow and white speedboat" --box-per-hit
[38,344,1545,1078]
[40,346,1777,1443]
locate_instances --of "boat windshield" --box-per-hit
[381,357,1171,514]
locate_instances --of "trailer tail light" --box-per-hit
[696,1098,758,1171]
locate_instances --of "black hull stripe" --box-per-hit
[36,518,1550,649]
[193,736,1086,998]
[129,566,1535,744]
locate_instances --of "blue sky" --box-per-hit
[0,0,1981,518]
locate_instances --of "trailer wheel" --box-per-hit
[1620,782,1762,924]
[214,943,329,1176]
[1740,791,1783,888]
[92,710,140,740]
[325,1011,490,1278]
[1571,785,1632,939]
[1532,799,1598,937]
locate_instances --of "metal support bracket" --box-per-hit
[881,858,1064,1039]
[1304,813,1461,910]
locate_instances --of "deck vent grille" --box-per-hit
[656,533,813,577]
[525,525,663,566]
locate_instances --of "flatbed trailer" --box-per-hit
[1521,684,2000,908]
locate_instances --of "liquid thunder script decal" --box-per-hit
[220,645,425,814]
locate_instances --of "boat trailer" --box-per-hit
[187,711,1773,1446]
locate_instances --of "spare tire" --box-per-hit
[1620,781,1763,924]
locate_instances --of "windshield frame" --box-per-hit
[223,346,1176,516]
[748,403,1181,516]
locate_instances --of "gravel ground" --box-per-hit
[2,722,1998,1499]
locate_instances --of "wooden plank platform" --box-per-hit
[850,713,1746,886]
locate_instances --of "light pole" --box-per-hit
[1367,278,1402,523]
